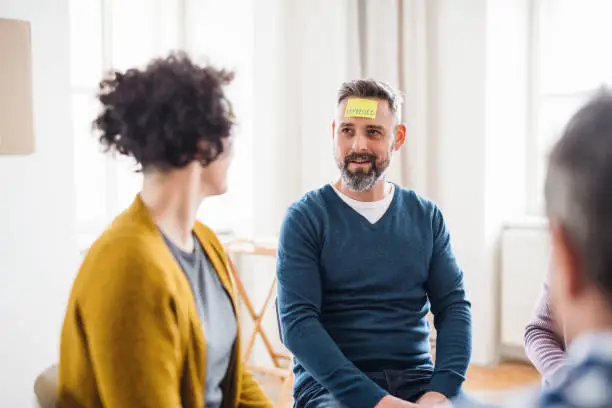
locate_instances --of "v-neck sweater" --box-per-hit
[276,184,472,407]
[331,182,394,224]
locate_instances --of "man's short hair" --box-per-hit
[337,79,403,122]
[545,88,612,300]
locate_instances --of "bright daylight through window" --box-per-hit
[70,0,253,249]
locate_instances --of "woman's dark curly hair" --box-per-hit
[93,51,235,171]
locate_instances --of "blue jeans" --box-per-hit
[293,369,488,408]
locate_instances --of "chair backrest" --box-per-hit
[34,364,58,408]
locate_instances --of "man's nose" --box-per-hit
[352,132,369,151]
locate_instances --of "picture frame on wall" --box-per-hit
[0,18,35,155]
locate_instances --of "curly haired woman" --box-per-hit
[56,53,271,408]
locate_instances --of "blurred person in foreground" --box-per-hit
[56,52,271,408]
[451,88,612,408]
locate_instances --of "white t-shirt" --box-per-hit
[331,182,395,224]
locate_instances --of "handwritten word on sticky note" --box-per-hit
[344,98,378,119]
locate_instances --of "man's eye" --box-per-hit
[341,128,352,133]
[367,129,380,135]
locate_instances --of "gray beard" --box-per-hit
[334,145,392,192]
[340,168,381,192]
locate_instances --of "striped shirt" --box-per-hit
[523,272,567,386]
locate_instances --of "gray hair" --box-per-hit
[337,79,403,122]
[545,88,612,299]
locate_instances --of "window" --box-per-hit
[70,0,254,249]
[529,0,612,213]
[183,0,255,239]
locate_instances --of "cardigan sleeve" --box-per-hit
[237,370,274,408]
[74,242,183,407]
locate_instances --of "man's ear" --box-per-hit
[331,121,336,140]
[550,221,583,298]
[393,124,407,151]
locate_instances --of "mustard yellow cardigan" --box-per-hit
[58,195,272,408]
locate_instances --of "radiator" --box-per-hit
[500,222,551,352]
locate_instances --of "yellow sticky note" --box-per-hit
[344,98,378,119]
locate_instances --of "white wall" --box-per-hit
[500,224,550,353]
[484,0,530,361]
[429,0,530,365]
[0,0,78,405]
[251,0,305,237]
[430,0,491,364]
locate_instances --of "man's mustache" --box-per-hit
[343,152,377,167]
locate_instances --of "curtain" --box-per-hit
[252,0,436,238]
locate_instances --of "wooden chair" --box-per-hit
[223,238,294,407]
[428,312,437,361]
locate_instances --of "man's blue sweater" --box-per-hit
[276,184,472,407]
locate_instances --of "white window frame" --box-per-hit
[525,0,541,216]
[526,0,611,216]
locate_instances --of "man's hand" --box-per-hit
[375,395,419,408]
[416,391,449,407]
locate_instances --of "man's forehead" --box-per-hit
[344,98,378,119]
[337,98,394,128]
[338,97,393,120]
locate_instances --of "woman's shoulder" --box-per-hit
[192,221,225,255]
[75,221,184,299]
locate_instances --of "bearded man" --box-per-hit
[275,79,473,408]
